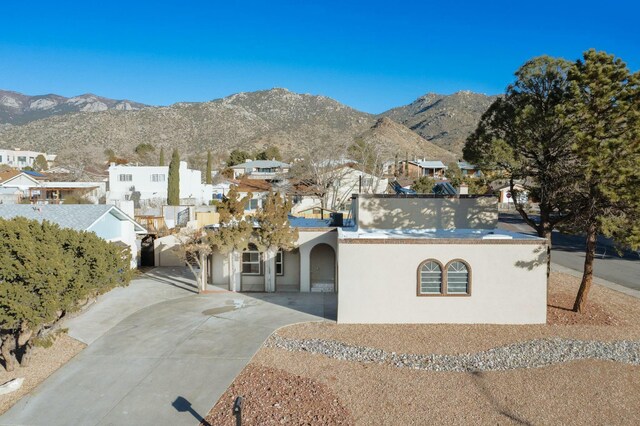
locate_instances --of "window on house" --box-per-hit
[417,259,471,296]
[276,251,284,275]
[17,156,27,163]
[151,174,166,182]
[446,261,470,294]
[245,198,259,211]
[242,251,261,275]
[119,174,133,182]
[418,260,443,295]
[362,177,373,187]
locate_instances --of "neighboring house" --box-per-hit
[0,170,104,204]
[399,159,448,179]
[0,148,56,169]
[291,165,388,214]
[0,204,147,268]
[496,183,529,205]
[232,178,273,212]
[230,160,290,180]
[457,160,482,178]
[107,161,212,206]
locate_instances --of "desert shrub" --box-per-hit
[0,218,131,371]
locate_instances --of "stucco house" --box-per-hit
[0,148,56,169]
[107,161,212,206]
[184,193,546,324]
[0,204,147,268]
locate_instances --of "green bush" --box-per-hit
[0,218,131,371]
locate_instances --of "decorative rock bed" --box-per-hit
[266,335,640,372]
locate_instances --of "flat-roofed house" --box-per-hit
[230,160,290,180]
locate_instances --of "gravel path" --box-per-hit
[266,335,640,372]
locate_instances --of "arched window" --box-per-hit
[446,260,470,294]
[418,260,443,295]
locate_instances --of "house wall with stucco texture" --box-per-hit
[337,240,547,324]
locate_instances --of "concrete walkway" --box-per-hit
[0,268,335,426]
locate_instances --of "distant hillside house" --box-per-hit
[0,148,56,169]
[457,160,482,178]
[400,159,448,179]
[230,160,290,180]
[0,204,147,268]
[107,161,213,207]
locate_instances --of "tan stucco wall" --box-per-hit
[297,230,338,292]
[356,196,498,230]
[337,241,547,324]
[153,235,184,267]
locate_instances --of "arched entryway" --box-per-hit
[309,243,336,292]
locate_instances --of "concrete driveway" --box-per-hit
[0,268,335,426]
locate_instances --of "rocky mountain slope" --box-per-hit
[380,91,497,154]
[0,88,495,173]
[358,117,458,164]
[0,90,147,125]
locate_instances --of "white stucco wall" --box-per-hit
[337,240,547,324]
[107,161,207,205]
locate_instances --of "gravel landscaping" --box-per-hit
[266,335,640,372]
[203,365,353,425]
[204,272,640,424]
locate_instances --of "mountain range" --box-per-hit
[0,90,147,125]
[0,88,496,175]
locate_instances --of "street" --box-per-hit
[499,213,640,292]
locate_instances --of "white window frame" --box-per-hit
[119,174,133,182]
[241,250,261,275]
[151,174,166,182]
[276,251,284,276]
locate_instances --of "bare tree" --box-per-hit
[172,227,212,292]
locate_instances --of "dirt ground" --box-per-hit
[0,334,85,415]
[204,272,640,425]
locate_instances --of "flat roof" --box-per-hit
[338,227,544,243]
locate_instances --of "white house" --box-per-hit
[497,183,529,206]
[0,148,56,169]
[107,161,212,206]
[0,204,147,268]
[230,160,291,180]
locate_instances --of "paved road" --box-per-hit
[499,214,640,292]
[0,268,335,426]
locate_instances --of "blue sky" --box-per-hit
[1,1,638,113]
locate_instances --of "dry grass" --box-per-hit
[207,272,640,425]
[0,334,85,415]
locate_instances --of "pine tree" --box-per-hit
[208,186,253,291]
[563,50,640,312]
[167,149,180,206]
[464,56,578,283]
[253,192,298,292]
[206,151,212,185]
[33,154,48,171]
[159,147,165,166]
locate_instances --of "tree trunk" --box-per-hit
[1,336,16,372]
[229,250,242,292]
[199,252,207,293]
[542,226,552,299]
[573,222,598,312]
[20,343,34,368]
[264,247,277,293]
